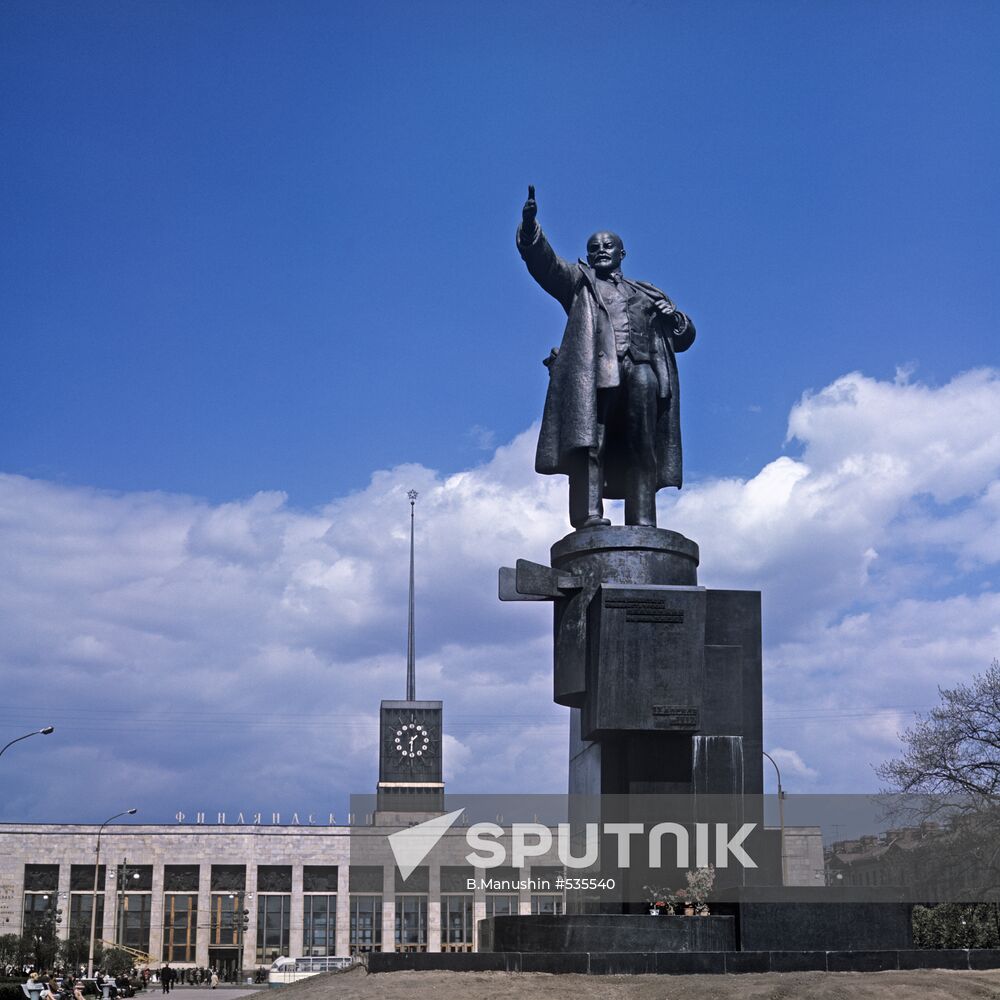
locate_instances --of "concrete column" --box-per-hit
[289,865,304,959]
[472,868,487,951]
[194,863,211,967]
[242,865,258,972]
[147,864,164,964]
[101,867,117,948]
[518,866,531,916]
[335,865,350,958]
[427,865,440,953]
[381,866,394,953]
[56,864,71,942]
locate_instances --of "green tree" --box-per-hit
[912,902,1000,949]
[0,932,26,968]
[60,930,96,971]
[99,948,133,977]
[23,905,62,971]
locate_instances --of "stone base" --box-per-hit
[368,949,1000,976]
[551,524,700,587]
[728,894,913,952]
[479,914,735,953]
[477,901,911,956]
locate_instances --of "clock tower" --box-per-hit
[376,491,445,818]
[377,699,444,814]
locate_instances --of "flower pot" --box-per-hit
[684,905,695,916]
[648,907,659,916]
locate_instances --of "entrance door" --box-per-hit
[208,947,241,978]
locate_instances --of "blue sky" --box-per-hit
[1,1,998,824]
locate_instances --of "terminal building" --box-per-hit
[0,819,570,969]
[0,495,570,969]
[0,642,568,965]
[0,688,824,968]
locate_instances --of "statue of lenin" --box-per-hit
[516,186,696,529]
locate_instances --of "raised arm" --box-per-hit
[516,185,578,314]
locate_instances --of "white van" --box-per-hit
[267,955,355,986]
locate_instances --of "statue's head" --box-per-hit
[586,231,626,276]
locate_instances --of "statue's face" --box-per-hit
[586,232,625,275]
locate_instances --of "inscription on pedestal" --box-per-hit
[604,596,685,625]
[583,584,706,738]
[651,706,700,730]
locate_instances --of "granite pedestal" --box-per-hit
[497,525,914,959]
[479,913,735,953]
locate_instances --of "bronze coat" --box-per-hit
[518,225,696,496]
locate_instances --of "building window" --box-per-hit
[349,896,382,955]
[24,865,59,892]
[68,866,105,945]
[163,865,199,892]
[394,895,427,952]
[117,894,152,953]
[22,891,54,933]
[69,893,105,942]
[20,890,62,969]
[69,865,105,892]
[530,895,564,915]
[162,893,197,962]
[303,895,336,957]
[256,894,290,964]
[60,892,100,968]
[485,894,519,917]
[210,893,241,946]
[23,865,59,937]
[440,895,473,952]
[256,866,291,893]
[303,866,338,893]
[210,865,245,893]
[110,864,152,953]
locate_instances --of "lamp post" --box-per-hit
[0,726,54,759]
[88,809,137,978]
[229,891,251,980]
[763,752,787,885]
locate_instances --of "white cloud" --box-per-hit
[2,368,999,819]
[766,748,819,783]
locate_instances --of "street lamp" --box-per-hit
[763,751,788,885]
[0,726,54,759]
[228,891,252,980]
[88,809,137,978]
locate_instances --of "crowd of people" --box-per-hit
[157,966,226,990]
[15,963,257,997]
[21,969,143,1000]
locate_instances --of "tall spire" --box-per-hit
[406,489,418,701]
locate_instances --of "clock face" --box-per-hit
[394,722,432,760]
[379,704,442,782]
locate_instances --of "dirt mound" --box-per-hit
[279,967,1000,1000]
